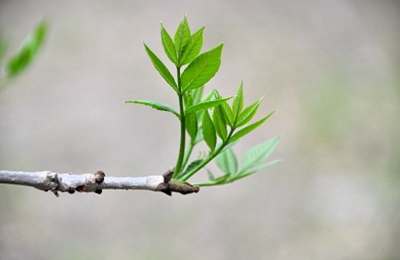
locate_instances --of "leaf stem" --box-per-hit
[179,128,235,181]
[174,66,186,177]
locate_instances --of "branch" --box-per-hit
[0,170,200,196]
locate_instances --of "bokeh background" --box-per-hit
[1,1,399,259]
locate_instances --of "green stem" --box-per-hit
[174,67,186,177]
[180,128,235,181]
[181,140,195,172]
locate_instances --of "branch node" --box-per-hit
[157,169,200,196]
[94,170,105,183]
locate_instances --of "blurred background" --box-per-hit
[0,1,399,259]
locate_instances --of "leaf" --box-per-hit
[201,89,216,102]
[179,27,204,66]
[220,100,234,127]
[124,100,180,119]
[181,159,203,178]
[234,159,282,181]
[185,97,231,116]
[214,173,230,184]
[161,23,177,64]
[144,43,178,92]
[232,82,244,124]
[186,112,198,140]
[229,112,274,143]
[240,137,280,174]
[216,148,238,175]
[0,40,6,61]
[191,85,204,105]
[213,105,227,140]
[202,110,216,151]
[207,169,216,181]
[174,15,191,62]
[236,96,264,127]
[6,20,47,77]
[181,43,223,91]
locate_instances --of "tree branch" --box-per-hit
[0,170,199,196]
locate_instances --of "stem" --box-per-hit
[182,140,195,172]
[174,67,186,177]
[180,128,235,181]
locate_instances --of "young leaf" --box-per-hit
[201,89,216,102]
[229,111,274,143]
[232,82,244,123]
[180,159,203,179]
[6,20,47,77]
[202,110,216,151]
[234,159,282,181]
[124,100,180,119]
[185,97,231,116]
[144,43,178,92]
[174,16,191,62]
[236,96,264,127]
[220,100,234,127]
[240,137,280,174]
[161,23,177,64]
[181,44,223,91]
[0,40,6,61]
[213,105,227,140]
[192,85,204,105]
[179,27,204,66]
[216,148,238,175]
[186,111,198,140]
[207,169,216,181]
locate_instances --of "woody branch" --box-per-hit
[0,170,199,196]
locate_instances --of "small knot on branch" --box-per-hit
[157,169,200,196]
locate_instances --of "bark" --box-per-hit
[0,170,199,196]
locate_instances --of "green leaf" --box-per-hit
[234,159,282,181]
[179,27,204,66]
[185,97,231,116]
[214,173,230,184]
[181,44,223,91]
[180,159,203,178]
[124,100,180,119]
[186,111,198,140]
[144,43,178,92]
[6,20,47,77]
[236,96,264,127]
[220,100,234,127]
[229,111,274,143]
[161,23,177,64]
[240,137,280,174]
[202,110,216,151]
[216,148,238,175]
[207,169,216,181]
[174,16,191,62]
[232,82,244,124]
[191,85,204,104]
[0,40,6,61]
[201,89,216,102]
[213,105,227,140]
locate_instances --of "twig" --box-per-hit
[0,170,199,196]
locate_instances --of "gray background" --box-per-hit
[1,1,399,259]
